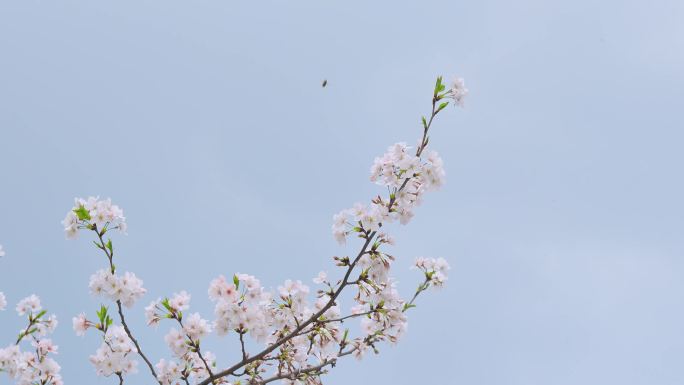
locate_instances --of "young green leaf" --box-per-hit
[74,205,91,221]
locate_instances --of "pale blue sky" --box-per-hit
[1,1,684,384]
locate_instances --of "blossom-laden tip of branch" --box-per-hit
[62,196,127,240]
[64,197,159,384]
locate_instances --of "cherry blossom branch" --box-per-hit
[256,358,336,385]
[173,315,214,378]
[15,315,39,345]
[198,75,465,385]
[403,276,431,312]
[94,230,161,384]
[320,310,375,324]
[256,346,361,385]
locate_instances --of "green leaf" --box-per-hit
[97,305,108,323]
[161,298,172,312]
[434,76,446,97]
[34,310,47,320]
[74,205,91,221]
[233,274,240,289]
[106,239,113,253]
[437,101,449,112]
[421,116,427,129]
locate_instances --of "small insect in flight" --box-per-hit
[322,79,327,88]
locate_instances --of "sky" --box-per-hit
[1,0,683,384]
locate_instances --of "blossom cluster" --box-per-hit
[155,352,217,385]
[210,274,275,342]
[332,143,445,244]
[414,257,451,288]
[89,325,139,377]
[72,307,140,379]
[62,196,127,239]
[354,251,408,349]
[0,295,62,385]
[145,292,218,384]
[164,313,212,356]
[89,269,147,308]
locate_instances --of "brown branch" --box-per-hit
[256,348,357,385]
[94,230,161,384]
[239,331,248,361]
[115,300,159,383]
[175,316,214,379]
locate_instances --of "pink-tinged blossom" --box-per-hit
[88,269,146,307]
[156,359,182,385]
[36,314,59,337]
[16,294,41,316]
[0,292,6,311]
[313,271,328,284]
[62,196,127,239]
[183,313,212,341]
[145,299,162,327]
[208,275,238,302]
[89,325,138,377]
[168,290,191,312]
[2,298,63,385]
[164,328,187,357]
[448,77,468,107]
[414,257,451,287]
[72,313,90,336]
[32,339,59,356]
